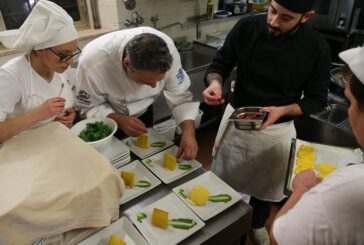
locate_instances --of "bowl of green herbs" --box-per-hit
[71,117,117,152]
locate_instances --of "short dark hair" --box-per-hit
[125,33,173,73]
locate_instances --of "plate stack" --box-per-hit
[101,136,131,168]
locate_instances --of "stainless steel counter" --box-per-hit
[120,168,253,244]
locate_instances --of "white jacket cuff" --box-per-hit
[172,102,200,126]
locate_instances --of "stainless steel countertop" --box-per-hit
[120,167,253,244]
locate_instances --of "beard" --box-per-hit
[267,15,303,38]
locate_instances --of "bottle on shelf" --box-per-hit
[207,0,215,20]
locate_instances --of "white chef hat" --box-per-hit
[339,46,364,85]
[0,0,78,51]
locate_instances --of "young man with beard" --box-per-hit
[202,0,331,244]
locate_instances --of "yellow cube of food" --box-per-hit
[163,153,177,170]
[151,208,169,229]
[188,185,210,206]
[294,166,313,175]
[316,163,336,174]
[108,234,126,245]
[297,144,315,162]
[121,170,135,188]
[136,134,149,149]
[296,158,315,169]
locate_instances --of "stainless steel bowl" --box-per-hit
[229,107,267,130]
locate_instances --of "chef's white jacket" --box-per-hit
[75,27,199,125]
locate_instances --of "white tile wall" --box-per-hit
[0,0,240,64]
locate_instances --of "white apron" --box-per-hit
[9,54,74,128]
[211,104,296,201]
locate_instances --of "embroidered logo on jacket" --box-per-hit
[176,68,184,84]
[76,90,91,105]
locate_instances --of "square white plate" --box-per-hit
[172,171,242,221]
[129,193,205,245]
[118,160,161,204]
[141,146,202,184]
[78,216,148,245]
[101,136,130,162]
[121,128,174,159]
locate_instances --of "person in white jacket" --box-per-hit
[0,0,80,143]
[271,46,364,244]
[76,27,200,159]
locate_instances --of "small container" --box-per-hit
[229,107,267,130]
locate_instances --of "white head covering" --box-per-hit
[0,0,78,51]
[339,46,364,85]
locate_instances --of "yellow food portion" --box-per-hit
[296,158,315,169]
[316,163,336,175]
[108,234,126,245]
[136,134,149,149]
[294,166,313,174]
[188,185,210,206]
[151,208,169,229]
[163,153,177,170]
[121,170,135,188]
[317,172,329,179]
[297,144,315,162]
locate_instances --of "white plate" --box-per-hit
[122,128,174,159]
[112,156,131,169]
[172,171,242,221]
[118,160,161,204]
[78,216,148,245]
[129,193,205,245]
[287,139,364,191]
[101,136,130,162]
[141,146,202,184]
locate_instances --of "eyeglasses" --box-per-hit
[48,47,82,63]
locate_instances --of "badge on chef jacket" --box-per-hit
[76,90,91,105]
[176,68,184,84]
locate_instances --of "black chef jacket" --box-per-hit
[206,13,331,122]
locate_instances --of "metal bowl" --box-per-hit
[230,107,267,130]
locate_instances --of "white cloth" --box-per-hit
[211,105,296,201]
[0,0,78,51]
[0,55,74,127]
[0,122,124,245]
[339,46,364,84]
[75,27,199,126]
[273,164,364,245]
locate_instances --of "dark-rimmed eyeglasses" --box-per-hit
[48,47,82,63]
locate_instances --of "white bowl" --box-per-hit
[71,117,117,152]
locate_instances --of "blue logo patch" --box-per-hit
[176,68,184,84]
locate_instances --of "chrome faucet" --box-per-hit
[124,12,144,27]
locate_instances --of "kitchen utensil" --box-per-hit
[229,107,267,130]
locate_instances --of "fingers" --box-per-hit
[176,147,183,159]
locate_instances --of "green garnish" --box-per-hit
[79,121,112,142]
[169,218,197,230]
[178,164,192,170]
[135,180,152,188]
[179,188,187,198]
[208,194,232,203]
[136,212,147,223]
[144,159,153,167]
[150,141,166,147]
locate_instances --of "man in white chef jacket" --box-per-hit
[76,27,199,159]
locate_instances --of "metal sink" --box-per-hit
[311,104,352,134]
[179,50,214,72]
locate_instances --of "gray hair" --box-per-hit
[125,33,173,73]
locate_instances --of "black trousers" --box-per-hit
[249,196,272,229]
[114,105,154,140]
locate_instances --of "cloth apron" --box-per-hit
[9,54,74,128]
[211,104,296,201]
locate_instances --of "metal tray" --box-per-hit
[229,107,267,130]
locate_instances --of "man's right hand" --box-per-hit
[202,80,225,105]
[109,113,148,137]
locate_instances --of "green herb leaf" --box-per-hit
[136,212,147,223]
[208,194,232,203]
[178,164,192,170]
[150,141,166,147]
[169,218,197,229]
[79,121,112,142]
[135,180,152,188]
[179,188,187,198]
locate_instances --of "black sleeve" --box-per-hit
[297,37,331,116]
